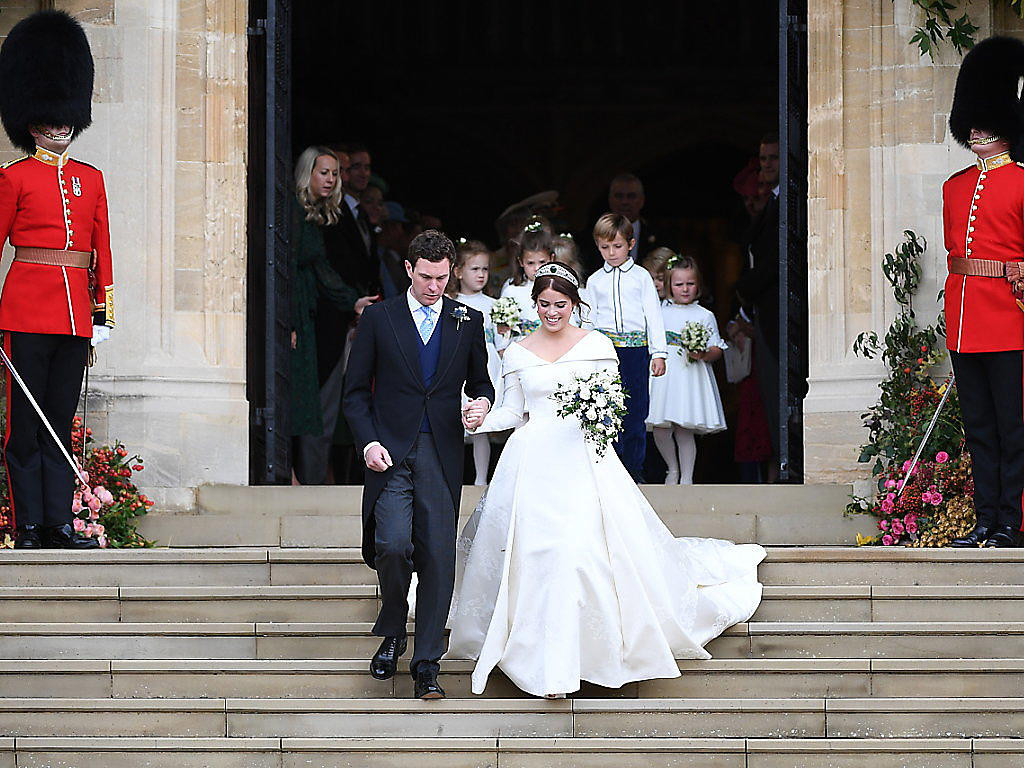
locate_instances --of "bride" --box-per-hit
[447,262,766,698]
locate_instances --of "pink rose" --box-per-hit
[879,519,889,530]
[881,499,895,514]
[79,471,89,484]
[902,460,913,473]
[81,491,94,505]
[921,491,934,505]
[885,479,897,489]
[88,508,99,520]
[71,498,82,514]
[97,535,107,548]
[94,524,104,535]
[930,492,943,506]
[72,517,85,532]
[94,487,113,506]
[904,513,918,526]
[906,521,918,534]
[891,519,905,536]
[882,534,895,546]
[885,492,896,503]
[936,451,949,464]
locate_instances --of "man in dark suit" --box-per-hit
[343,230,494,700]
[609,172,661,261]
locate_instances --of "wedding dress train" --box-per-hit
[446,331,765,697]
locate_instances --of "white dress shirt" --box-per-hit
[585,258,667,359]
[408,289,440,343]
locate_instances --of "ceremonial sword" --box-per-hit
[0,342,90,487]
[897,371,956,498]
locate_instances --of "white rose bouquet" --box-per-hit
[550,369,627,457]
[490,297,521,333]
[679,321,712,363]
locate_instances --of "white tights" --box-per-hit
[653,426,697,484]
[471,433,490,486]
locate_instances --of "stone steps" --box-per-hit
[2,620,1024,660]
[3,546,1022,587]
[2,696,1024,739]
[4,658,1024,700]
[2,583,1022,622]
[2,736,1019,768]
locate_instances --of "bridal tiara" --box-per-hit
[535,262,579,288]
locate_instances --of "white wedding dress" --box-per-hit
[446,331,765,696]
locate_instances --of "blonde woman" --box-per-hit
[291,146,376,484]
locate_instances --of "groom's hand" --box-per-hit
[462,398,490,431]
[365,444,393,472]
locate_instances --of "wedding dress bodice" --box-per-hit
[479,331,618,431]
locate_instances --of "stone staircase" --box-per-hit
[0,485,1022,766]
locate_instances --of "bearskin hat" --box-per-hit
[949,36,1024,161]
[0,11,94,154]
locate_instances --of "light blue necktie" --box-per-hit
[418,305,435,344]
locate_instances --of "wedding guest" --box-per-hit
[499,219,555,337]
[552,233,586,286]
[450,240,503,485]
[586,213,667,482]
[608,173,660,261]
[648,256,727,484]
[377,201,413,297]
[289,146,376,484]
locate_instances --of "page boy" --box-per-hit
[587,213,666,482]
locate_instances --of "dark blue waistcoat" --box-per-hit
[418,316,443,432]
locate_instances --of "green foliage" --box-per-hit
[904,0,1003,60]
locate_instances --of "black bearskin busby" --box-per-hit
[0,10,94,154]
[949,36,1024,161]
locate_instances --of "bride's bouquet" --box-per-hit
[679,321,711,363]
[490,297,521,334]
[550,369,627,457]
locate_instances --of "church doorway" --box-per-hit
[247,0,807,485]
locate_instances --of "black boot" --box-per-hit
[370,635,407,680]
[950,525,990,547]
[42,523,100,549]
[13,524,42,549]
[413,661,445,700]
[984,525,1020,548]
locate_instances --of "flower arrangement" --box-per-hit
[550,369,627,457]
[845,230,974,546]
[490,297,521,332]
[678,321,711,363]
[0,416,155,548]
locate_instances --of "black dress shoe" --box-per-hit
[950,526,990,547]
[42,523,100,549]
[13,524,42,549]
[413,661,445,700]
[370,635,407,680]
[984,526,1020,548]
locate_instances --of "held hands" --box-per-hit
[650,358,667,377]
[355,295,381,315]
[365,444,393,473]
[462,397,491,431]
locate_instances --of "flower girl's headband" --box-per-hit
[535,262,579,288]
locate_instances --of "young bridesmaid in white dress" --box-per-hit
[448,262,764,699]
[451,240,504,485]
[498,221,554,337]
[648,256,728,484]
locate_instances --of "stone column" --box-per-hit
[803,0,993,482]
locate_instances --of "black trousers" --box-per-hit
[3,331,88,528]
[950,350,1024,532]
[372,432,456,671]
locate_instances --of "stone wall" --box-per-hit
[0,0,249,506]
[804,0,1024,482]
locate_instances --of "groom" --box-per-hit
[343,229,494,699]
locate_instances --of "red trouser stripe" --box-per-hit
[3,333,15,529]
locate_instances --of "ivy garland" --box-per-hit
[906,0,1024,59]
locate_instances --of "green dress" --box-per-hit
[290,200,360,436]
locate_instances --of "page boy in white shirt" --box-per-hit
[586,213,667,481]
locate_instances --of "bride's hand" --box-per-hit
[650,358,667,377]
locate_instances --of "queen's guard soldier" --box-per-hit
[944,37,1024,548]
[0,11,114,549]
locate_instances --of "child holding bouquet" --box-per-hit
[499,219,554,337]
[648,255,727,484]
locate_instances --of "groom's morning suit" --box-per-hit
[343,291,493,670]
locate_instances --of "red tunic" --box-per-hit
[0,146,114,338]
[943,153,1024,353]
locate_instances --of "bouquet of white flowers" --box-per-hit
[550,369,627,457]
[490,297,521,332]
[679,321,712,363]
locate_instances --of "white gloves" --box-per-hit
[91,325,110,347]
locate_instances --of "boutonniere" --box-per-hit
[451,305,469,330]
